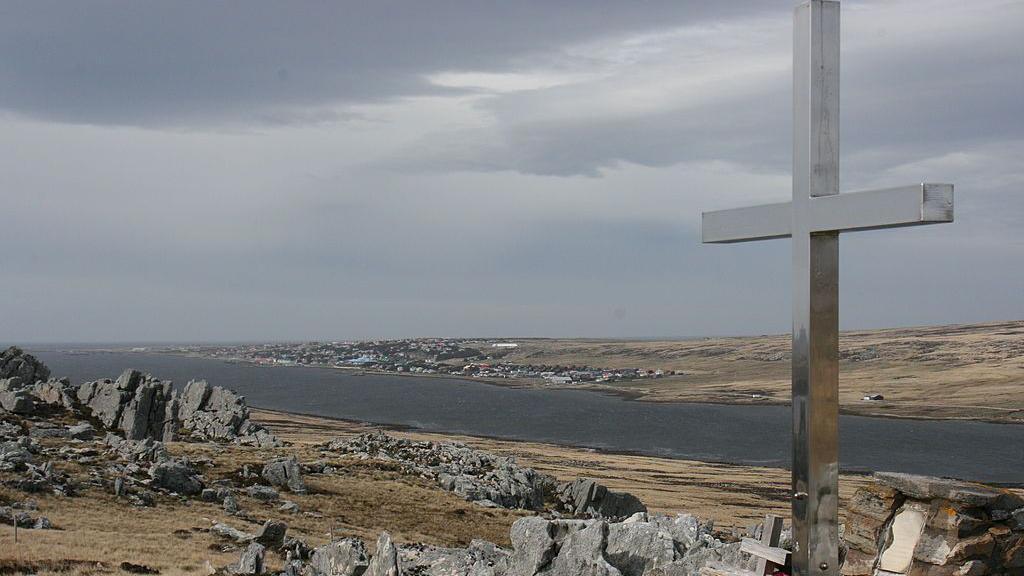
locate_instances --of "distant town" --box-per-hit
[159,339,680,385]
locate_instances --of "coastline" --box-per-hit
[160,350,1024,425]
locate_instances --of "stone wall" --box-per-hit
[843,472,1024,576]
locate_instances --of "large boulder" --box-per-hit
[507,517,557,576]
[605,516,677,576]
[309,538,370,576]
[28,378,78,410]
[149,458,203,495]
[0,381,34,414]
[557,478,647,519]
[254,520,288,549]
[78,369,144,430]
[262,456,307,494]
[236,542,266,575]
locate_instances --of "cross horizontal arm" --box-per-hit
[701,183,953,243]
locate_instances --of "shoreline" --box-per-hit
[250,407,1024,489]
[160,350,1024,426]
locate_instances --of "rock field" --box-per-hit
[2,345,1022,576]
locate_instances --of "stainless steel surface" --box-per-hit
[791,3,840,574]
[701,183,954,243]
[698,2,955,574]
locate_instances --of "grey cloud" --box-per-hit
[0,1,777,127]
[385,2,1023,178]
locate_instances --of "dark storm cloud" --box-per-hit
[0,0,777,126]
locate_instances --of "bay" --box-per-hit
[29,348,1024,484]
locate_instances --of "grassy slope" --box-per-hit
[467,320,1024,422]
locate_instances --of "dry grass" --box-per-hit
[257,410,871,530]
[0,429,527,576]
[4,401,1020,575]
[467,320,1024,422]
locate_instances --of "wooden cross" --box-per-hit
[700,2,954,575]
[743,515,788,576]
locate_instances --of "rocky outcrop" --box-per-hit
[842,472,1024,576]
[503,514,749,576]
[177,379,280,448]
[556,478,647,520]
[273,512,749,576]
[0,347,50,383]
[327,432,554,511]
[1,348,280,449]
[77,369,177,441]
[75,370,280,447]
[328,432,648,517]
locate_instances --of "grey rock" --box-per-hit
[399,543,476,575]
[67,422,95,440]
[29,379,77,410]
[545,521,621,576]
[331,431,548,511]
[254,520,288,549]
[224,494,241,514]
[0,437,35,467]
[79,370,142,429]
[279,500,299,513]
[0,420,22,439]
[0,387,34,414]
[875,472,1024,511]
[649,514,713,553]
[236,542,266,575]
[149,458,203,495]
[367,532,401,576]
[246,485,280,501]
[507,517,556,576]
[106,434,168,463]
[0,347,50,383]
[310,537,370,576]
[29,423,70,438]
[557,478,647,520]
[262,456,307,494]
[118,379,175,441]
[605,520,676,576]
[78,372,279,446]
[33,516,52,529]
[212,522,256,543]
[201,488,220,502]
[1011,508,1024,531]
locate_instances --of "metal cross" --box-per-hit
[700,2,954,576]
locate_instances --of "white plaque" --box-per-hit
[877,506,927,574]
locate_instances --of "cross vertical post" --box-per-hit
[792,2,840,576]
[699,0,954,575]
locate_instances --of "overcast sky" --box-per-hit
[2,0,1022,343]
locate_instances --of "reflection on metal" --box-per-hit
[698,2,954,576]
